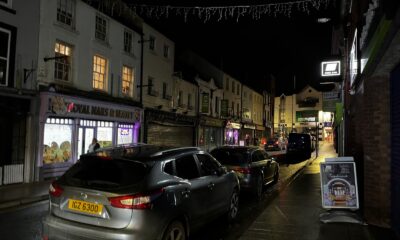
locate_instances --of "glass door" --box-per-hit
[78,127,95,157]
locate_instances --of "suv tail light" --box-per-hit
[234,167,251,174]
[109,188,164,209]
[49,182,63,197]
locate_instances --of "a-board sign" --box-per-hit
[320,158,359,209]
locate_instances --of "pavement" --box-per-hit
[239,142,400,240]
[0,142,398,240]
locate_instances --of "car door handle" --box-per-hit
[208,183,215,190]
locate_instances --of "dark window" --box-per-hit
[163,82,167,99]
[95,15,107,42]
[57,0,75,27]
[196,154,220,176]
[175,155,199,180]
[64,156,148,190]
[147,77,153,95]
[0,28,10,86]
[149,36,155,50]
[124,30,132,53]
[210,148,249,165]
[163,161,173,175]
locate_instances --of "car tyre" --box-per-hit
[162,220,186,240]
[227,188,239,223]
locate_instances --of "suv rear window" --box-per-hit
[63,156,148,190]
[210,149,249,165]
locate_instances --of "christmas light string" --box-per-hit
[126,0,330,22]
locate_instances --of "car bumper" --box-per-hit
[42,214,159,240]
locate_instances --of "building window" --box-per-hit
[149,35,155,50]
[188,93,191,108]
[0,0,12,8]
[57,0,75,27]
[215,97,219,113]
[178,91,183,106]
[231,102,234,116]
[123,30,133,53]
[237,103,240,116]
[147,77,153,95]
[162,82,167,99]
[232,81,235,93]
[54,42,72,82]
[122,65,134,97]
[0,27,11,86]
[92,55,107,91]
[163,44,169,58]
[95,15,108,42]
[237,83,240,95]
[225,78,229,90]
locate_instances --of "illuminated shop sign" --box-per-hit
[349,29,358,86]
[45,94,141,122]
[321,61,341,77]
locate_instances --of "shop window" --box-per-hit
[43,118,74,165]
[118,124,134,144]
[97,121,113,148]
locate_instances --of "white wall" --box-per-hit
[37,0,141,100]
[223,73,241,118]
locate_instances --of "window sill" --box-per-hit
[93,38,111,49]
[0,4,16,14]
[53,21,79,35]
[122,51,136,59]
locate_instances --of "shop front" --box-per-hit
[38,92,142,180]
[198,116,224,151]
[144,109,197,147]
[255,125,265,146]
[224,121,241,145]
[241,123,255,146]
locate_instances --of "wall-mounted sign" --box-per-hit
[350,29,358,86]
[296,110,318,122]
[321,61,341,77]
[320,158,359,209]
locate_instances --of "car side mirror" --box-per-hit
[217,166,227,176]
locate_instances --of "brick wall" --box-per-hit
[362,75,391,227]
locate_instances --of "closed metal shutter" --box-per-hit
[147,123,194,147]
[391,64,400,235]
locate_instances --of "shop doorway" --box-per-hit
[78,127,94,157]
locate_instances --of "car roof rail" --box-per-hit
[151,146,201,157]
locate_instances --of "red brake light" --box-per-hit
[109,188,164,209]
[49,182,63,197]
[234,167,251,174]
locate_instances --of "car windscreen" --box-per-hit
[210,149,249,165]
[63,156,148,190]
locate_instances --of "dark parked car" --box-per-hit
[286,133,312,161]
[210,146,279,198]
[43,144,240,240]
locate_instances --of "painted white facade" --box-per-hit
[241,85,253,122]
[197,76,223,118]
[36,0,142,101]
[142,23,175,109]
[173,75,197,117]
[252,90,263,126]
[223,73,241,118]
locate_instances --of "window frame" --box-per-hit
[122,65,134,97]
[149,35,156,51]
[56,0,75,28]
[92,54,108,91]
[0,27,11,87]
[95,14,108,42]
[123,29,133,54]
[163,44,169,58]
[54,41,72,82]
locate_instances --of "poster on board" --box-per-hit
[320,161,359,209]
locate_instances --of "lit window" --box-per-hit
[57,0,75,27]
[92,55,107,91]
[95,15,107,42]
[0,27,11,86]
[122,65,134,97]
[54,42,72,82]
[124,30,132,53]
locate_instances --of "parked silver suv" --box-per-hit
[42,144,240,240]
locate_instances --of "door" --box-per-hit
[78,127,94,157]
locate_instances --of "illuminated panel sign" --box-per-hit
[321,61,341,77]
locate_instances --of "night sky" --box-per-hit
[126,0,341,95]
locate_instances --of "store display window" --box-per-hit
[97,121,113,148]
[118,124,134,144]
[43,118,73,164]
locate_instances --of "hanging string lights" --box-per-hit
[127,0,331,22]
